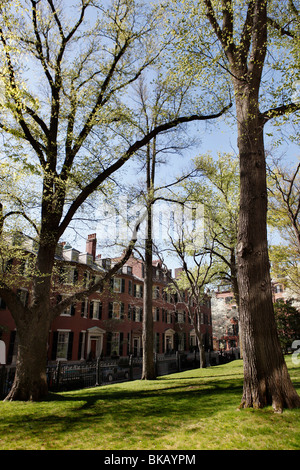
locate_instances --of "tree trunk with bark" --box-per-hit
[203,0,300,411]
[141,214,156,380]
[5,233,57,401]
[235,84,300,411]
[192,305,206,368]
[5,317,50,401]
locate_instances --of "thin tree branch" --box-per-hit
[261,102,300,124]
[51,217,141,319]
[58,103,232,238]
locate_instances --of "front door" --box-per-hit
[87,327,105,360]
[90,339,97,360]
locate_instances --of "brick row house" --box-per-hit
[211,287,239,352]
[211,281,291,352]
[0,234,213,365]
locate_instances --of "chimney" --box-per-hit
[86,233,97,260]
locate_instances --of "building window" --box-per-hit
[134,284,143,298]
[113,302,121,318]
[61,302,76,316]
[153,286,160,299]
[81,299,89,317]
[275,284,284,293]
[56,331,73,359]
[176,311,185,323]
[111,332,120,356]
[63,267,78,285]
[112,278,125,293]
[109,302,124,319]
[153,307,160,322]
[90,300,102,319]
[113,278,121,293]
[135,307,143,322]
[124,265,132,275]
[83,271,90,288]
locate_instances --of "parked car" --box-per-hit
[102,366,129,383]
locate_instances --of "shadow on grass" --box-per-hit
[2,359,299,450]
[0,377,245,451]
[40,375,244,424]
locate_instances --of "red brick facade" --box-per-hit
[0,234,213,364]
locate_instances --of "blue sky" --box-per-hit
[66,109,299,274]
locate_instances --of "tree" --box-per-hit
[267,158,300,299]
[274,299,300,354]
[268,158,300,251]
[0,0,231,401]
[183,152,240,303]
[164,240,214,368]
[269,244,300,300]
[172,0,300,410]
[120,75,229,379]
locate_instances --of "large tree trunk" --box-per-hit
[5,231,57,401]
[236,88,300,411]
[141,141,156,380]
[197,335,206,369]
[194,309,206,368]
[4,316,50,401]
[142,236,156,380]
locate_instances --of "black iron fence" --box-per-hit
[0,349,239,399]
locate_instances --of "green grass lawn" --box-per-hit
[0,357,299,450]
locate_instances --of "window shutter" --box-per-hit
[121,303,124,319]
[121,278,125,293]
[78,332,83,360]
[106,332,112,356]
[70,303,76,316]
[99,302,102,319]
[127,333,130,355]
[81,301,85,316]
[108,302,113,318]
[7,330,16,364]
[67,332,74,360]
[156,332,160,353]
[89,301,94,319]
[51,332,58,361]
[119,332,123,356]
[174,333,179,351]
[134,284,136,297]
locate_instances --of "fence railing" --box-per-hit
[0,349,239,398]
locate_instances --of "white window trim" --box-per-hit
[91,300,102,320]
[113,278,122,293]
[56,329,71,360]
